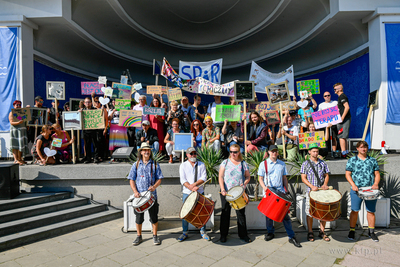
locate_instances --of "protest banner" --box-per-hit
[298,131,326,150]
[266,81,290,106]
[161,57,185,88]
[63,111,82,130]
[179,58,223,84]
[12,108,31,122]
[143,106,165,116]
[262,110,280,125]
[83,109,105,130]
[255,101,296,113]
[168,87,183,101]
[183,77,235,97]
[112,88,131,99]
[215,105,241,121]
[115,99,131,111]
[81,81,103,95]
[52,138,62,148]
[296,79,320,95]
[311,106,342,129]
[119,110,142,127]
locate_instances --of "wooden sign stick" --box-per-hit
[362,105,373,141]
[71,129,76,164]
[77,130,81,160]
[280,102,286,159]
[244,99,247,157]
[55,98,59,124]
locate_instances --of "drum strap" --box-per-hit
[195,162,198,182]
[224,159,246,183]
[264,160,269,187]
[308,160,322,187]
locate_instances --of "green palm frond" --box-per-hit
[197,146,223,183]
[287,152,307,187]
[128,150,165,165]
[245,150,266,201]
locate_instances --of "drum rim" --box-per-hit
[131,191,153,208]
[266,187,292,203]
[309,189,342,205]
[226,186,245,202]
[179,191,200,219]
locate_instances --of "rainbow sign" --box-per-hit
[119,110,142,127]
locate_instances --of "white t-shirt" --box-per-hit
[283,124,299,145]
[207,102,224,124]
[318,101,338,111]
[179,160,207,195]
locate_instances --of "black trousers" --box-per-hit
[83,129,99,160]
[220,193,248,238]
[134,199,159,224]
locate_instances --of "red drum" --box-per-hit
[180,191,215,229]
[258,187,292,222]
[131,191,155,213]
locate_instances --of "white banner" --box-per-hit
[249,61,294,96]
[183,77,234,97]
[179,58,223,84]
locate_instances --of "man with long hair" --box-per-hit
[242,111,270,152]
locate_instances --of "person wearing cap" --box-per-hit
[258,145,302,248]
[202,116,221,152]
[177,147,210,242]
[276,115,299,161]
[127,142,164,246]
[135,120,159,154]
[300,143,330,242]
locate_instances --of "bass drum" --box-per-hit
[180,191,215,229]
[309,189,342,221]
[258,187,292,222]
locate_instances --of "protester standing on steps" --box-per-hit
[334,83,351,158]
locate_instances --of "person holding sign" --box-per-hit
[300,143,331,242]
[334,83,351,158]
[222,120,244,153]
[202,116,221,152]
[297,101,314,131]
[276,116,299,161]
[164,118,184,164]
[128,143,164,246]
[167,101,185,132]
[207,95,224,128]
[149,96,165,152]
[51,123,74,163]
[318,91,338,154]
[31,125,55,166]
[108,100,129,155]
[9,100,29,165]
[27,96,46,143]
[242,112,270,152]
[80,97,101,164]
[302,121,332,158]
[178,96,192,131]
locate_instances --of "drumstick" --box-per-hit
[198,178,212,188]
[318,186,333,190]
[219,192,234,197]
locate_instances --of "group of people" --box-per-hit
[128,139,380,246]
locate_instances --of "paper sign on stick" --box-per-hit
[119,110,142,127]
[83,109,105,130]
[262,110,280,125]
[115,99,131,111]
[299,91,308,99]
[255,101,296,113]
[298,131,326,150]
[143,106,165,116]
[104,88,113,97]
[215,105,241,121]
[112,88,131,99]
[311,106,342,129]
[296,79,320,95]
[134,83,142,90]
[112,82,132,91]
[81,82,104,95]
[12,108,31,122]
[147,86,163,94]
[98,76,107,85]
[168,88,183,101]
[120,75,128,84]
[52,138,62,148]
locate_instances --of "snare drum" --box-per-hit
[226,186,249,210]
[180,191,215,229]
[309,189,342,221]
[131,191,155,213]
[258,187,292,222]
[357,187,380,200]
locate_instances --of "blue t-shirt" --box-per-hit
[257,158,287,194]
[346,156,379,187]
[298,107,314,122]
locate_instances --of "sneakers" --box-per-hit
[368,232,379,242]
[264,233,274,241]
[348,230,355,240]
[177,233,188,242]
[201,232,211,241]
[132,235,142,246]
[153,235,161,245]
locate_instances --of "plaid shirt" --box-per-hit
[300,159,330,192]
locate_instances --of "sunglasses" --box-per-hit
[230,151,239,154]
[38,100,44,103]
[193,123,199,126]
[190,152,197,156]
[15,104,21,107]
[324,95,331,97]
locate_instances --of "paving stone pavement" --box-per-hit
[1,217,400,267]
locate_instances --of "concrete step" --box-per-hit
[0,197,89,223]
[0,208,123,252]
[0,203,107,236]
[0,192,71,212]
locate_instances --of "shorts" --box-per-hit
[134,199,159,224]
[337,117,351,139]
[350,189,377,213]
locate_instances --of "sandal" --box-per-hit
[318,231,330,242]
[177,233,188,242]
[307,232,314,242]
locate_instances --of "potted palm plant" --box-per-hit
[196,146,223,184]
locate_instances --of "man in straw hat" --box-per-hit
[127,143,164,246]
[301,143,330,242]
[177,147,210,242]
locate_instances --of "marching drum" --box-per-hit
[357,187,380,200]
[131,191,156,213]
[180,191,215,229]
[258,187,292,222]
[226,186,249,210]
[309,189,342,221]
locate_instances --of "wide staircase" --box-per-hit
[0,192,122,251]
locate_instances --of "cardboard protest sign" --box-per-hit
[147,86,165,94]
[98,76,107,85]
[83,109,105,130]
[299,91,308,99]
[215,105,241,121]
[296,79,320,95]
[298,131,326,150]
[112,82,132,91]
[12,108,31,122]
[115,99,131,111]
[311,106,342,129]
[81,82,103,95]
[46,81,65,100]
[143,106,165,116]
[52,138,62,148]
[119,110,142,127]
[266,81,290,106]
[168,87,183,101]
[112,88,131,99]
[262,110,280,125]
[63,111,82,130]
[173,133,193,152]
[255,101,296,113]
[103,87,113,97]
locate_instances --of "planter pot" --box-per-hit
[246,201,267,229]
[347,195,390,228]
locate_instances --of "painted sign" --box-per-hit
[255,101,296,112]
[119,110,142,127]
[234,81,255,102]
[299,91,309,99]
[183,77,234,97]
[98,76,107,85]
[143,106,165,116]
[296,79,320,95]
[63,111,82,130]
[52,138,62,148]
[83,109,105,130]
[120,75,128,84]
[12,108,31,122]
[81,81,103,95]
[147,85,168,95]
[168,87,183,101]
[173,133,193,152]
[262,110,280,125]
[27,108,48,126]
[179,58,223,84]
[112,82,132,91]
[311,106,342,129]
[112,88,131,99]
[298,131,326,150]
[103,87,113,97]
[215,105,241,121]
[115,99,131,111]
